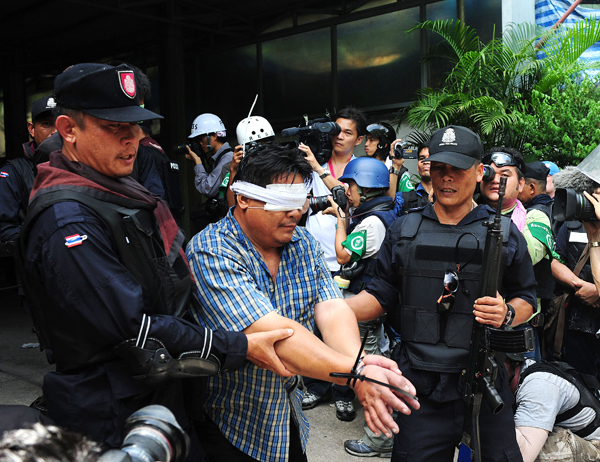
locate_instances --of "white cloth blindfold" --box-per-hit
[230,181,308,211]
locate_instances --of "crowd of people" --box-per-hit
[2,61,600,462]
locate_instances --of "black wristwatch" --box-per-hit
[389,166,402,175]
[503,303,515,327]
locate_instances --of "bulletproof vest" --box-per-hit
[18,190,191,373]
[401,188,429,213]
[345,196,397,294]
[524,203,555,300]
[518,360,600,438]
[5,155,35,222]
[392,210,510,373]
[528,201,553,221]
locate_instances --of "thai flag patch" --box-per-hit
[65,234,88,248]
[0,172,8,178]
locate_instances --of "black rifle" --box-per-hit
[459,178,535,462]
[459,177,507,462]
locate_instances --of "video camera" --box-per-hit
[393,141,418,160]
[100,405,189,462]
[173,139,203,156]
[308,184,347,214]
[282,113,341,165]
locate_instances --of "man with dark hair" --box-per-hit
[129,64,182,216]
[347,126,537,461]
[17,63,295,456]
[125,63,165,199]
[399,140,432,214]
[480,151,552,359]
[0,423,102,462]
[299,106,367,420]
[0,96,56,253]
[187,143,419,462]
[517,161,556,341]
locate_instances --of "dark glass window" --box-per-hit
[262,28,332,121]
[196,45,258,133]
[337,8,421,109]
[465,0,502,43]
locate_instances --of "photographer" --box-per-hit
[185,113,233,199]
[224,116,275,208]
[324,156,400,457]
[298,107,367,421]
[363,122,415,202]
[553,167,600,378]
[300,106,367,273]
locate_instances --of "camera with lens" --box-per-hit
[174,139,202,156]
[308,184,347,213]
[393,141,418,160]
[173,143,191,155]
[282,113,342,165]
[554,188,598,222]
[100,405,189,462]
[482,164,495,182]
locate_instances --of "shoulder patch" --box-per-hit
[65,234,88,248]
[0,171,9,178]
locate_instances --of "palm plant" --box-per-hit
[400,18,600,153]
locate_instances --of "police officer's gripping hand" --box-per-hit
[473,291,507,328]
[185,146,202,165]
[353,359,420,439]
[245,329,295,377]
[298,143,322,173]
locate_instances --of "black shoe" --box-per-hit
[335,400,356,422]
[344,439,392,457]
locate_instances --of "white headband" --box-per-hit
[230,181,308,211]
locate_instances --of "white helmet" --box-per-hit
[189,113,226,139]
[236,116,275,145]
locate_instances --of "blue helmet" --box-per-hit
[339,157,390,189]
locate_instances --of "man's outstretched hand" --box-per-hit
[353,355,419,438]
[246,329,295,377]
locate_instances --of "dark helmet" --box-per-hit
[339,157,390,189]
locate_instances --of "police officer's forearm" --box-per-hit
[510,297,535,327]
[346,290,386,322]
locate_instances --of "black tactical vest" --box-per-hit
[518,360,600,438]
[391,209,510,373]
[18,190,191,372]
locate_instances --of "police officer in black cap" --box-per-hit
[518,161,557,348]
[0,96,56,253]
[347,125,537,461]
[17,63,294,457]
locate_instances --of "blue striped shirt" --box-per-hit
[186,209,342,462]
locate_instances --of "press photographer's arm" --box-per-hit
[582,190,600,293]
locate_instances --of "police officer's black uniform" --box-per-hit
[366,202,536,461]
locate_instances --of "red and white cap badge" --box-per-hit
[118,71,136,99]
